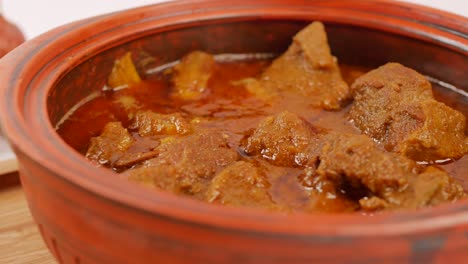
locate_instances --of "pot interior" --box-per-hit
[48,20,467,127]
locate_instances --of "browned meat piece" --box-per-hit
[315,133,413,194]
[127,130,238,198]
[86,122,133,165]
[244,111,465,211]
[242,111,322,167]
[360,167,465,211]
[114,150,159,168]
[350,63,467,161]
[86,121,162,168]
[130,111,192,137]
[407,167,466,207]
[390,101,467,161]
[300,170,360,213]
[245,22,350,110]
[314,133,465,211]
[113,136,160,168]
[206,161,277,209]
[171,51,215,100]
[127,165,177,189]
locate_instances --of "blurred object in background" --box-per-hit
[0,0,24,57]
[0,0,23,175]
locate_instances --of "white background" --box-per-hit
[2,0,468,40]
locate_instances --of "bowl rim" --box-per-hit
[1,0,467,238]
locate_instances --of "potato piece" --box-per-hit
[108,52,142,89]
[172,51,215,100]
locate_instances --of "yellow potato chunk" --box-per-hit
[108,52,141,89]
[171,51,215,100]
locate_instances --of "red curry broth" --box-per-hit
[57,56,468,213]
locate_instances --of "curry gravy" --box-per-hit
[57,57,468,212]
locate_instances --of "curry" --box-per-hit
[57,22,468,213]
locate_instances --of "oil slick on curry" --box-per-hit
[57,22,468,213]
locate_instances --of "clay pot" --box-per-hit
[0,15,24,57]
[0,1,467,263]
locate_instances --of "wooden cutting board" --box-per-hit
[0,137,17,175]
[0,173,56,264]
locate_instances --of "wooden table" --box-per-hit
[0,173,56,264]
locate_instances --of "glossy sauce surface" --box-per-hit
[57,58,468,212]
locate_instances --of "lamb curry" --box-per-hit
[57,22,468,213]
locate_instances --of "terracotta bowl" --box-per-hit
[0,0,467,263]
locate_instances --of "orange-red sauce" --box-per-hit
[57,58,468,212]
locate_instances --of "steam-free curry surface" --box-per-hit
[58,22,467,213]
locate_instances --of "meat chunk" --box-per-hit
[407,167,465,207]
[399,166,464,209]
[171,51,215,100]
[300,170,360,213]
[245,22,350,110]
[206,161,276,209]
[86,122,133,165]
[242,111,321,167]
[350,63,467,161]
[86,121,161,168]
[391,101,467,161]
[127,165,178,189]
[127,130,238,198]
[130,111,192,137]
[314,133,413,194]
[114,150,159,168]
[244,112,465,211]
[313,133,465,211]
[360,167,466,211]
